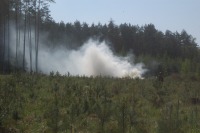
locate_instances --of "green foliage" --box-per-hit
[0,74,200,132]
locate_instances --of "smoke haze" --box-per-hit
[9,25,146,78]
[37,40,146,78]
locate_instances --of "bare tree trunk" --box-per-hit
[15,0,20,71]
[35,0,40,73]
[7,1,10,72]
[1,0,10,73]
[3,15,6,73]
[18,0,21,69]
[23,2,27,71]
[28,10,32,73]
[0,14,2,73]
[34,0,37,72]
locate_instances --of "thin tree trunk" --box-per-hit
[7,2,10,72]
[28,11,32,73]
[15,0,19,71]
[23,2,27,71]
[3,15,6,73]
[0,14,2,73]
[34,0,37,72]
[36,0,40,73]
[18,0,21,68]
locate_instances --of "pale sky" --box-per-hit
[49,0,200,45]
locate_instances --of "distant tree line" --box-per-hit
[0,0,200,77]
[41,20,200,76]
[42,20,199,59]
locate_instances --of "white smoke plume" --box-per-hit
[9,24,146,78]
[38,40,146,78]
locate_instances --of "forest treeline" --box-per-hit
[0,0,200,77]
[42,20,200,77]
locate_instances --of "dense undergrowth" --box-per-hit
[0,73,200,133]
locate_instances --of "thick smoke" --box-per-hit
[9,25,146,78]
[38,40,146,78]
